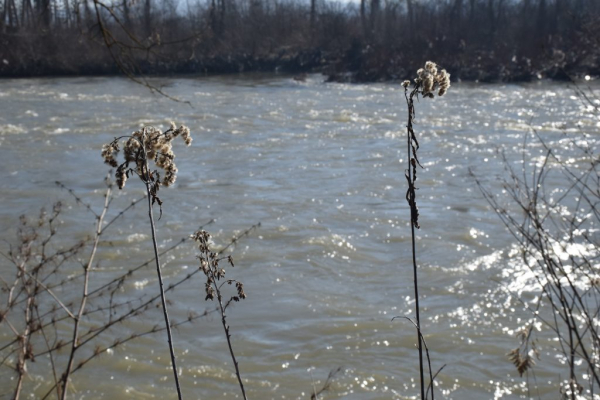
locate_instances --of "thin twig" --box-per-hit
[392,316,436,400]
[310,367,343,400]
[60,183,111,399]
[141,152,183,400]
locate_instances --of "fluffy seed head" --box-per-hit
[415,61,451,97]
[436,69,451,96]
[101,123,192,190]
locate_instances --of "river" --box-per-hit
[0,74,598,399]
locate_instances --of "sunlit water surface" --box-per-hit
[0,75,598,399]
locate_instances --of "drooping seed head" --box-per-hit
[415,61,451,98]
[101,123,192,190]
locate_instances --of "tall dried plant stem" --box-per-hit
[197,231,249,400]
[13,261,34,400]
[61,184,111,400]
[142,157,183,400]
[409,220,425,400]
[216,293,248,400]
[405,86,425,400]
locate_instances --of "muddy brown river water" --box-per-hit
[0,74,598,399]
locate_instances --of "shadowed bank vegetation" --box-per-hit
[0,0,599,82]
[473,83,600,399]
[0,175,262,399]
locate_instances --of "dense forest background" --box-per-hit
[0,0,599,82]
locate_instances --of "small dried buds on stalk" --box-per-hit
[194,230,246,304]
[506,327,540,377]
[403,61,451,229]
[101,123,192,191]
[193,230,248,400]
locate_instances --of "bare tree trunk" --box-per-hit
[83,0,92,25]
[144,0,151,37]
[73,0,80,26]
[370,0,380,36]
[27,0,34,26]
[218,0,225,34]
[20,0,25,25]
[406,0,414,40]
[37,0,51,28]
[62,0,70,27]
[551,0,563,35]
[451,0,463,37]
[360,0,367,39]
[1,0,7,31]
[52,0,57,26]
[11,0,19,27]
[487,0,496,43]
[536,0,547,38]
[122,0,130,27]
[21,0,31,26]
[468,0,474,25]
[310,0,315,33]
[209,0,216,34]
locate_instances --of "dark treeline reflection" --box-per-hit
[0,0,598,81]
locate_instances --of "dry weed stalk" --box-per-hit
[90,0,198,104]
[473,97,600,398]
[507,327,539,377]
[400,61,450,400]
[0,179,215,400]
[59,178,111,400]
[102,123,193,400]
[194,230,248,400]
[310,367,343,400]
[0,178,261,399]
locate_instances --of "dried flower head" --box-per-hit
[436,69,451,96]
[507,347,537,377]
[101,142,119,168]
[401,80,411,88]
[424,61,438,76]
[193,230,247,306]
[413,61,451,97]
[101,124,192,190]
